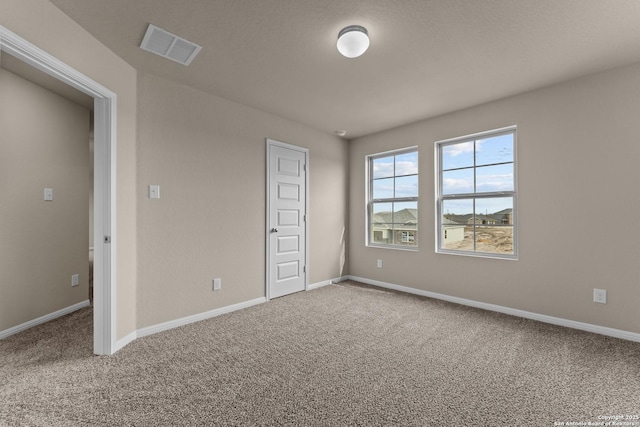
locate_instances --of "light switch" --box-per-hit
[149,185,160,199]
[44,188,54,201]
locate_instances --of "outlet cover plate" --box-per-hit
[213,278,222,291]
[593,288,607,304]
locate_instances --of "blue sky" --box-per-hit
[369,137,514,216]
[441,133,514,215]
[441,134,514,196]
[372,151,418,199]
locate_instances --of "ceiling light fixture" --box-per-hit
[337,25,369,58]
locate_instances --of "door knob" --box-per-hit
[271,227,279,233]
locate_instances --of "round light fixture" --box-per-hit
[337,25,369,58]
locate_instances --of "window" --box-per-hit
[401,231,415,243]
[436,127,517,259]
[367,148,418,248]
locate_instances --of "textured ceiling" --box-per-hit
[48,0,640,139]
[1,51,94,110]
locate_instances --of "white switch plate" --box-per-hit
[149,185,160,199]
[213,278,222,291]
[377,259,383,268]
[71,274,79,287]
[44,188,54,201]
[593,288,607,304]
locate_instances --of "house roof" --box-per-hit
[373,208,417,225]
[47,0,640,139]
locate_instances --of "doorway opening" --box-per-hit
[1,25,117,355]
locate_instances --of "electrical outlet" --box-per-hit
[71,274,79,287]
[213,278,222,291]
[377,259,383,268]
[593,288,607,304]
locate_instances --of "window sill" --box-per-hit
[436,249,518,260]
[367,244,419,252]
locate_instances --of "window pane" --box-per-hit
[372,225,393,244]
[372,178,394,199]
[476,163,514,193]
[372,203,392,223]
[395,175,418,198]
[442,141,474,170]
[441,199,473,251]
[371,202,393,244]
[474,197,513,255]
[474,226,514,254]
[476,133,514,166]
[474,197,513,223]
[442,168,474,195]
[393,201,417,246]
[372,156,394,179]
[393,201,417,222]
[395,152,418,176]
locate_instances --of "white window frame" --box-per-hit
[366,147,419,250]
[435,126,517,260]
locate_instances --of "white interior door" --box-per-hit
[267,139,307,299]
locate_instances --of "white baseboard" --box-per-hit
[136,297,267,339]
[114,330,137,353]
[348,275,640,343]
[308,276,349,291]
[0,299,91,340]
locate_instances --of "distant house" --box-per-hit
[372,208,417,245]
[466,209,513,226]
[467,216,498,225]
[492,208,513,225]
[442,218,464,244]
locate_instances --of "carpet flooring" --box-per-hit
[1,281,639,426]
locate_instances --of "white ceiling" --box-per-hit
[49,0,640,139]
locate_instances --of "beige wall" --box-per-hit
[349,61,640,334]
[0,68,89,330]
[0,0,137,340]
[137,74,348,328]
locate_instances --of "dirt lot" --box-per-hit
[443,226,513,254]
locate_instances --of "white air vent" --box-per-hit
[140,24,201,66]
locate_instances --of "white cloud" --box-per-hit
[476,173,513,191]
[443,177,473,193]
[396,160,418,176]
[443,141,474,157]
[372,161,394,178]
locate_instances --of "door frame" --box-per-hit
[265,138,308,301]
[1,26,117,355]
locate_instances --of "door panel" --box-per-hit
[277,236,299,253]
[268,142,307,299]
[278,210,299,226]
[278,183,300,200]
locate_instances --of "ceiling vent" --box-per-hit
[140,24,201,66]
